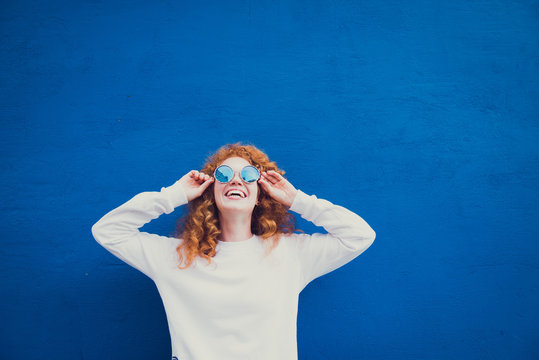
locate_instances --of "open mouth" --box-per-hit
[225,190,246,199]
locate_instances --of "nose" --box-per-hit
[230,170,243,185]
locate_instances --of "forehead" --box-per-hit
[219,156,251,169]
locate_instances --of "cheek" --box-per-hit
[214,183,223,195]
[251,184,259,199]
[213,184,224,202]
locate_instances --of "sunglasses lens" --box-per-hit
[241,166,260,183]
[214,165,233,183]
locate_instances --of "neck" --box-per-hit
[218,211,254,242]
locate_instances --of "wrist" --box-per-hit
[161,179,189,208]
[287,189,298,208]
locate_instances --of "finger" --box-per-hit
[268,170,283,180]
[194,172,205,183]
[258,177,269,189]
[271,171,288,184]
[263,171,277,184]
[190,171,200,181]
[201,176,214,189]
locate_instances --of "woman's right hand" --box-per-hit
[178,170,214,202]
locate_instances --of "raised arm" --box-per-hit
[91,171,213,278]
[289,190,376,290]
[258,170,375,290]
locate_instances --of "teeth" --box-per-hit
[226,190,245,198]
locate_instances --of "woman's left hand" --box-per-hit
[258,170,298,208]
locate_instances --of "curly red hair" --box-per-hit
[173,142,302,269]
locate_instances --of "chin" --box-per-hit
[217,202,255,213]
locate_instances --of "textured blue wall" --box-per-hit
[2,0,538,359]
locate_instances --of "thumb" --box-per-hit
[199,177,214,191]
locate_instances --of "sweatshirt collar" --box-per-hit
[216,234,259,251]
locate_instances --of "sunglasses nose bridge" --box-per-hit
[229,170,243,184]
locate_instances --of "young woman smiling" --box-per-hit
[92,142,376,360]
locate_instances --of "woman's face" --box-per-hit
[213,156,259,216]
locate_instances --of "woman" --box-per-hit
[92,143,376,360]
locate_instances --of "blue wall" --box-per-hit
[2,1,538,359]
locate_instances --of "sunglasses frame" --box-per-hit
[213,164,261,184]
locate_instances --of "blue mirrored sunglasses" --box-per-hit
[214,165,260,183]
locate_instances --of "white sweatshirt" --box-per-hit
[91,179,376,360]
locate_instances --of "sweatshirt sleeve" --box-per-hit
[91,179,188,279]
[288,189,376,290]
